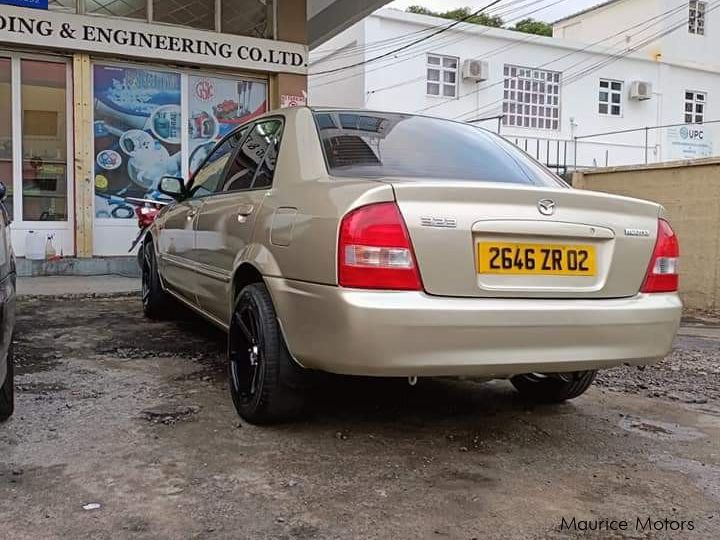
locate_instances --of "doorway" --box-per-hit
[0,52,74,257]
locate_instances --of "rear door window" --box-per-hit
[314,111,563,187]
[221,119,283,192]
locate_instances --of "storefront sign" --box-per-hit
[0,0,47,9]
[0,5,308,75]
[281,93,308,108]
[665,124,713,160]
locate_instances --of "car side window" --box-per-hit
[188,128,246,198]
[220,119,283,193]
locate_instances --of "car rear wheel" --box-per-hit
[229,283,306,425]
[0,345,14,422]
[510,370,596,403]
[141,239,173,320]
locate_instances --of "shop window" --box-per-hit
[153,0,216,30]
[222,0,274,38]
[188,75,268,175]
[93,64,182,220]
[86,0,147,19]
[0,59,11,221]
[48,0,77,13]
[21,60,68,222]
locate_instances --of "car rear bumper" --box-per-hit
[267,277,682,377]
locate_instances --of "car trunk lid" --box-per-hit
[388,180,661,299]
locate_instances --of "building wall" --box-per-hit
[309,9,720,169]
[308,18,367,107]
[573,158,720,310]
[554,0,720,72]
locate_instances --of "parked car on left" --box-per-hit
[0,181,16,421]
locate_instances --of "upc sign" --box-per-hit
[0,0,48,8]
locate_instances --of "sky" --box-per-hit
[387,0,606,23]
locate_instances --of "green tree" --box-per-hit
[405,6,554,36]
[512,18,553,36]
[406,5,504,28]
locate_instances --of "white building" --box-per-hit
[309,2,720,171]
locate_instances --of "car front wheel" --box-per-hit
[228,283,306,424]
[510,370,596,403]
[0,345,14,422]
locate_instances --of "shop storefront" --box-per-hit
[0,1,307,257]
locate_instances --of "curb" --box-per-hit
[18,290,142,300]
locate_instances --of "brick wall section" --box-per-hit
[573,158,720,311]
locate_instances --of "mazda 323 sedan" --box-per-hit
[142,107,682,424]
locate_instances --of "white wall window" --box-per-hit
[426,54,458,98]
[685,91,706,123]
[599,79,623,116]
[689,1,707,35]
[502,65,561,130]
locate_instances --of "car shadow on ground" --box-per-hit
[169,304,573,429]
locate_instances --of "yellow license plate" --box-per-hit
[477,242,597,276]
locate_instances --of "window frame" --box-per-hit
[426,54,459,99]
[49,0,276,38]
[186,129,247,199]
[598,79,624,117]
[684,90,707,124]
[221,117,285,193]
[689,0,707,35]
[502,64,561,131]
[186,115,285,199]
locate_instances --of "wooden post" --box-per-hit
[72,53,93,257]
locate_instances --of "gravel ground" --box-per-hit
[0,296,719,539]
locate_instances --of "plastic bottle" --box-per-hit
[45,234,57,260]
[25,231,45,260]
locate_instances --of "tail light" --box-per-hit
[338,202,423,290]
[641,218,679,293]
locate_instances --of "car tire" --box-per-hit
[0,345,14,422]
[510,370,596,403]
[141,239,173,320]
[228,283,306,425]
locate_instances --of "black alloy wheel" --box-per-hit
[228,283,307,424]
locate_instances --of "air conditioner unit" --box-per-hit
[630,81,653,101]
[462,59,489,82]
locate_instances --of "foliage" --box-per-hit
[405,6,553,36]
[512,18,553,36]
[406,5,503,28]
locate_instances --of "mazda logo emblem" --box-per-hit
[537,199,556,216]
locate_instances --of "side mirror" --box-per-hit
[158,176,186,200]
[0,182,6,201]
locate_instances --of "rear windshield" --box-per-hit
[314,111,563,187]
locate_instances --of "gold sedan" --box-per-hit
[142,107,682,424]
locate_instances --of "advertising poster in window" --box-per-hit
[93,64,181,219]
[188,75,267,175]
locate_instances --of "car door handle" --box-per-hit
[237,204,255,217]
[187,209,199,220]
